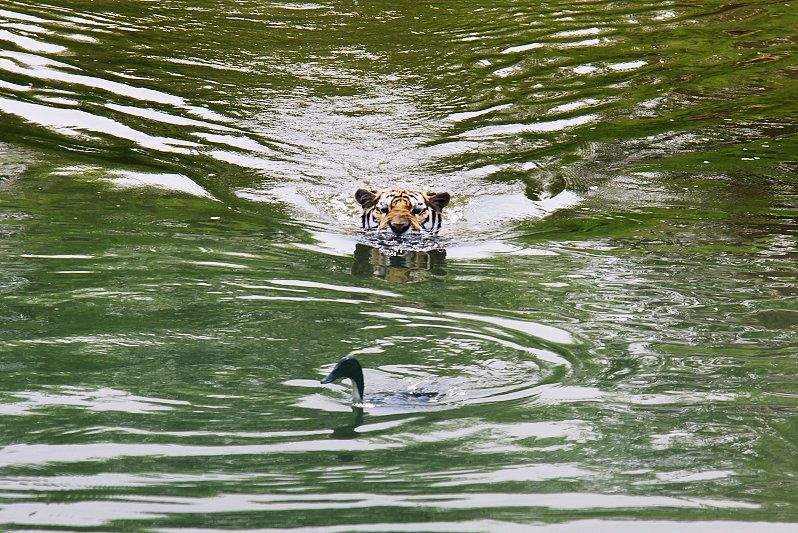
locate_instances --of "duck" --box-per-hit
[320,356,441,406]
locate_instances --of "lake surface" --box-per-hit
[0,0,796,530]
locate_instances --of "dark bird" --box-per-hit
[321,356,365,404]
[320,356,441,406]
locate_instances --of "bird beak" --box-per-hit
[320,369,338,384]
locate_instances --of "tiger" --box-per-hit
[355,188,451,235]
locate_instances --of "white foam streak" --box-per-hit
[107,171,215,199]
[0,440,399,468]
[0,96,196,153]
[0,29,66,53]
[445,312,574,344]
[461,114,598,138]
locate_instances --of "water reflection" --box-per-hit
[351,243,446,283]
[330,407,364,439]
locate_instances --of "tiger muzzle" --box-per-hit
[389,217,411,235]
[380,208,421,235]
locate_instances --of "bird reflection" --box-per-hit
[351,243,446,283]
[330,406,364,439]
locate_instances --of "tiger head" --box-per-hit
[355,188,451,235]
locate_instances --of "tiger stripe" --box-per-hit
[355,188,450,235]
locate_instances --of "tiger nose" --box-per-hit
[389,220,410,234]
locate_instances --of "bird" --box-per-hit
[320,356,441,406]
[321,356,365,404]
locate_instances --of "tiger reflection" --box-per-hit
[351,243,446,283]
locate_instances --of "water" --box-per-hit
[0,0,796,529]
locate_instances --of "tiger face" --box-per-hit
[355,188,451,235]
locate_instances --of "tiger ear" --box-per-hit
[355,189,378,208]
[425,192,450,212]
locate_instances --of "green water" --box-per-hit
[0,0,796,530]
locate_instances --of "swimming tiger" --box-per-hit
[355,188,451,235]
